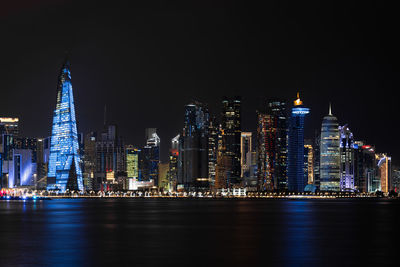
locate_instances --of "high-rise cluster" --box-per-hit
[1,60,398,194]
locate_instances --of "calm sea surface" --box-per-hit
[0,198,398,266]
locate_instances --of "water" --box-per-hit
[0,198,398,266]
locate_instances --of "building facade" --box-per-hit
[304,140,314,185]
[126,145,140,190]
[221,97,241,185]
[95,125,125,191]
[240,132,252,178]
[179,102,209,190]
[141,128,160,186]
[376,153,391,193]
[319,105,340,192]
[47,60,83,192]
[256,112,275,191]
[339,125,355,191]
[287,93,309,192]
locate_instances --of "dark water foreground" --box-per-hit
[0,198,398,266]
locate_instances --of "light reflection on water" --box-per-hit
[0,198,398,266]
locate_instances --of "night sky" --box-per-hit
[1,1,399,163]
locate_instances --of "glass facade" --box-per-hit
[287,94,309,192]
[257,112,275,191]
[180,102,209,189]
[268,100,288,191]
[240,132,252,178]
[256,100,288,191]
[339,125,355,191]
[141,129,160,185]
[221,97,241,185]
[47,61,83,192]
[376,153,391,193]
[126,146,139,179]
[320,106,340,191]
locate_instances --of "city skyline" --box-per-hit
[1,66,395,193]
[2,3,399,267]
[1,1,399,165]
[0,78,396,166]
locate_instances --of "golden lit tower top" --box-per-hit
[294,92,303,106]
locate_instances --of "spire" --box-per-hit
[58,53,71,87]
[62,50,71,70]
[328,102,332,116]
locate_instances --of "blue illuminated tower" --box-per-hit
[47,60,83,192]
[287,93,309,192]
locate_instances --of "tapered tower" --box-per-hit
[47,59,83,192]
[320,104,340,191]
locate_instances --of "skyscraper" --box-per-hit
[256,112,275,191]
[168,134,180,191]
[287,93,309,192]
[376,153,391,193]
[179,102,209,190]
[268,100,288,191]
[47,60,83,192]
[240,132,252,178]
[320,104,340,192]
[208,116,218,185]
[83,132,97,191]
[141,128,160,186]
[257,99,288,191]
[221,96,241,185]
[95,125,125,191]
[339,125,355,191]
[304,139,314,184]
[313,131,321,189]
[126,145,140,190]
[354,143,377,193]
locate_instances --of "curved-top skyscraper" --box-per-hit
[319,104,340,191]
[47,59,83,192]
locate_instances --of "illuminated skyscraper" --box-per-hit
[95,125,125,190]
[257,100,288,191]
[47,60,83,192]
[320,104,340,191]
[268,100,288,191]
[208,116,218,184]
[257,112,275,191]
[126,145,140,190]
[221,97,241,185]
[376,153,391,193]
[168,134,180,191]
[240,132,252,178]
[141,128,160,186]
[287,93,309,192]
[304,140,314,184]
[354,143,377,192]
[179,102,209,189]
[339,125,355,191]
[83,132,97,191]
[313,131,321,189]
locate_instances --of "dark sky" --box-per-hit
[1,1,399,163]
